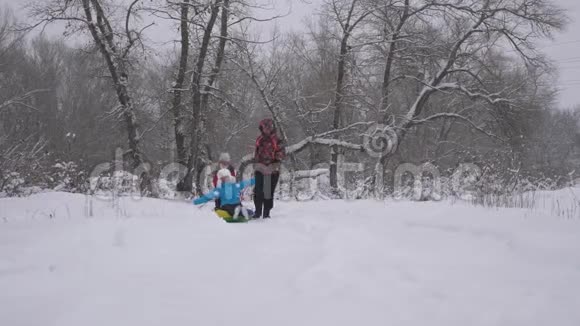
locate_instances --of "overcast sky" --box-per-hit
[1,0,579,109]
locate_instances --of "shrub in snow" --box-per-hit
[0,172,25,197]
[89,171,140,197]
[392,171,440,201]
[156,178,178,199]
[276,169,332,201]
[49,161,86,193]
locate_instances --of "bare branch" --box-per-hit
[409,112,507,143]
[0,89,51,113]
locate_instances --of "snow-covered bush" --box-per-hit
[392,170,442,202]
[49,161,87,193]
[277,169,332,201]
[157,178,179,199]
[0,171,25,197]
[89,171,140,197]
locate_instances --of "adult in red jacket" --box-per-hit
[253,118,286,218]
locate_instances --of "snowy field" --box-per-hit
[1,190,580,326]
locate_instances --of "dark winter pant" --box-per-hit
[220,204,241,217]
[253,171,280,217]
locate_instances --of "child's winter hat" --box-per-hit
[219,152,231,163]
[217,168,232,179]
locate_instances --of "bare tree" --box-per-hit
[169,0,191,172]
[28,0,155,193]
[323,0,374,193]
[398,0,561,130]
[366,0,567,191]
[5,0,570,199]
[177,1,221,192]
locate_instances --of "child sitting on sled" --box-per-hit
[193,168,255,221]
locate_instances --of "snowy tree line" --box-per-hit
[1,0,579,199]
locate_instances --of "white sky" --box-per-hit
[2,0,579,109]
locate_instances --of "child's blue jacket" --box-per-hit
[193,178,255,206]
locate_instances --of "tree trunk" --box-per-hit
[202,0,229,109]
[329,26,350,193]
[173,0,190,191]
[199,0,229,162]
[328,0,371,195]
[81,0,150,193]
[434,117,454,163]
[182,1,220,193]
[378,0,410,193]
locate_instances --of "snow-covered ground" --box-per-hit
[1,190,580,326]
